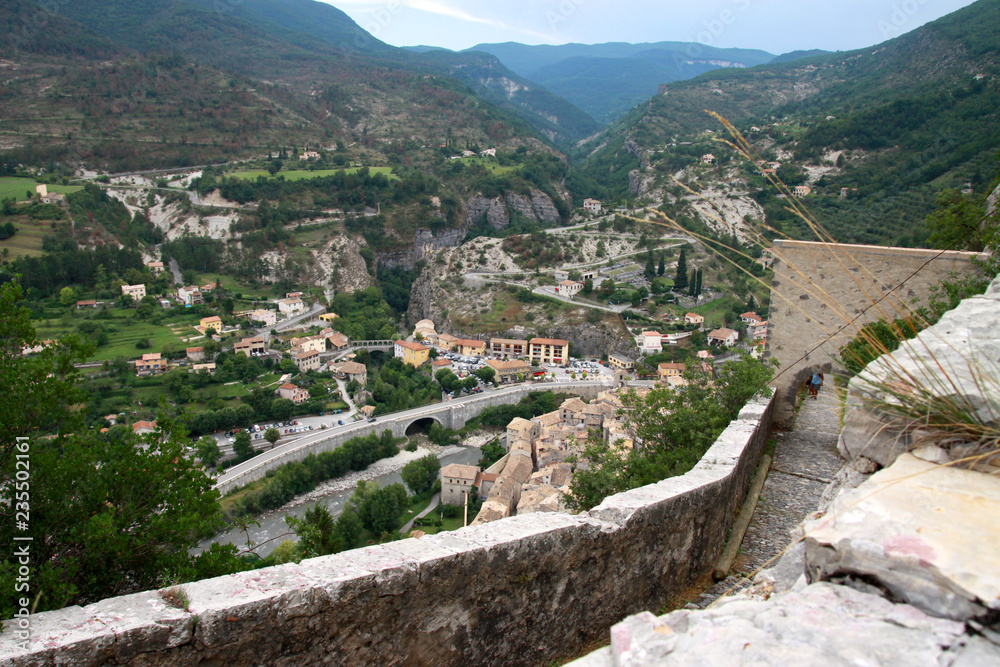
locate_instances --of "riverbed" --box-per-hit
[196,443,483,558]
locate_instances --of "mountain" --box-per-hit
[415,50,599,146]
[572,0,1000,248]
[769,49,831,65]
[465,41,776,123]
[35,0,591,150]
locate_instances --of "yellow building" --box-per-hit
[456,339,487,356]
[528,338,570,365]
[199,316,223,331]
[394,339,430,367]
[318,313,339,323]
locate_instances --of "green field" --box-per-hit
[453,157,518,175]
[0,217,55,258]
[227,167,398,182]
[33,310,199,363]
[0,177,81,202]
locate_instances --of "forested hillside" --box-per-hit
[571,0,1000,247]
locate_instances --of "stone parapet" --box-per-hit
[1,397,773,666]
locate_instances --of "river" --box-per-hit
[196,443,484,558]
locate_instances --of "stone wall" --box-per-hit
[1,398,773,666]
[766,239,981,427]
[217,384,611,495]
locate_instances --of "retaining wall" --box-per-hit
[766,239,981,428]
[1,396,773,666]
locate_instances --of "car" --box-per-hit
[368,417,376,423]
[338,419,345,425]
[227,437,234,444]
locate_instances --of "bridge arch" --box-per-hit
[403,415,446,436]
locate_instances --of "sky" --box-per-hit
[326,0,979,54]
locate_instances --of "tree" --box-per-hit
[674,246,689,291]
[195,435,221,468]
[401,454,440,494]
[286,503,340,558]
[583,278,593,295]
[568,354,775,511]
[478,440,505,468]
[644,252,656,280]
[435,368,460,393]
[2,420,229,616]
[272,398,295,420]
[59,286,78,307]
[348,481,406,535]
[474,366,496,385]
[233,431,255,461]
[264,427,281,447]
[657,254,666,276]
[688,269,697,296]
[926,189,990,251]
[695,269,703,297]
[462,376,479,392]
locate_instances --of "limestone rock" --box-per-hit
[569,582,966,666]
[504,192,536,222]
[804,453,1000,621]
[839,273,1000,467]
[530,190,562,224]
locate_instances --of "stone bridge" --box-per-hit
[214,383,611,495]
[348,339,395,351]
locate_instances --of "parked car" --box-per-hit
[368,417,376,423]
[338,420,345,425]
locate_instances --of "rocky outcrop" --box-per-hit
[804,453,1000,622]
[464,189,566,231]
[531,191,562,224]
[839,273,1000,468]
[572,583,974,667]
[628,169,650,197]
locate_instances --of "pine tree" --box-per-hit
[657,254,665,276]
[674,247,689,291]
[746,294,756,312]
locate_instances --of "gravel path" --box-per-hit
[691,385,845,608]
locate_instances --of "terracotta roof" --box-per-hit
[279,383,299,391]
[338,361,366,374]
[432,358,452,366]
[529,337,569,346]
[395,340,429,352]
[441,463,478,480]
[455,339,486,348]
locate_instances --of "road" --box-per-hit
[168,258,183,285]
[213,379,617,489]
[273,303,326,332]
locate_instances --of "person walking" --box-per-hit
[810,372,823,399]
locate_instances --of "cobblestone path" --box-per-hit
[691,385,845,608]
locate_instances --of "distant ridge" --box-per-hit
[462,41,776,124]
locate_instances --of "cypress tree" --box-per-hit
[644,251,656,280]
[696,268,703,297]
[674,246,688,291]
[688,269,697,296]
[657,254,665,276]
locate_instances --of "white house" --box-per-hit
[708,328,739,347]
[121,284,146,301]
[637,331,663,355]
[583,198,602,215]
[556,280,583,297]
[278,297,306,315]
